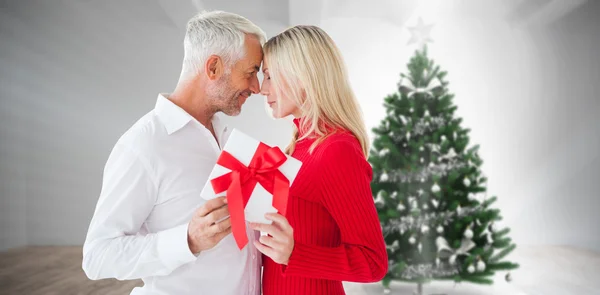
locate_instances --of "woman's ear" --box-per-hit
[300,88,307,102]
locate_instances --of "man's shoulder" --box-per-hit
[115,111,165,152]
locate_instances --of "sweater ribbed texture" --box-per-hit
[262,118,388,295]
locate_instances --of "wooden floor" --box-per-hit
[0,246,141,295]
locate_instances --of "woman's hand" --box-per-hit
[250,213,294,265]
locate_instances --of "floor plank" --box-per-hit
[0,246,141,295]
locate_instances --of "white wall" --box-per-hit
[505,1,600,250]
[1,0,598,252]
[0,0,291,250]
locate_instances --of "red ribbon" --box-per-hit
[210,143,290,249]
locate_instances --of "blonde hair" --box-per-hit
[263,25,370,157]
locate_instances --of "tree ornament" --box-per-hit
[464,228,474,239]
[431,199,439,208]
[374,191,385,206]
[437,225,444,233]
[397,203,406,211]
[409,236,416,244]
[467,264,475,273]
[441,135,447,141]
[446,148,458,159]
[380,172,389,182]
[468,193,476,201]
[421,225,430,234]
[477,260,486,272]
[410,199,418,209]
[505,272,513,282]
[379,148,390,157]
[463,178,471,187]
[449,255,457,265]
[431,183,441,193]
[407,17,434,48]
[399,115,407,125]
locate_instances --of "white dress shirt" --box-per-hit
[82,93,261,295]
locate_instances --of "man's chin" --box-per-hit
[222,106,242,117]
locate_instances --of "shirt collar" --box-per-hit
[154,93,225,136]
[155,93,193,135]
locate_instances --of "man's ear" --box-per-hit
[205,55,223,81]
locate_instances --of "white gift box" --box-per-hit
[200,128,302,224]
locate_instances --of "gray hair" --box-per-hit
[181,11,267,78]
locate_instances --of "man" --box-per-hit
[82,11,266,295]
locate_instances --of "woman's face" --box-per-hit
[260,59,300,119]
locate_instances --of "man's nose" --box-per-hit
[249,76,260,94]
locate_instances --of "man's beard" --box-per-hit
[207,73,244,116]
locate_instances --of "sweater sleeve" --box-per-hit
[282,137,388,282]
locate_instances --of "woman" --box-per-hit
[249,25,388,295]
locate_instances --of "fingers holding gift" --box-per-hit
[249,222,283,240]
[196,196,227,217]
[209,216,231,235]
[253,237,293,265]
[204,205,230,225]
[187,197,232,254]
[258,235,282,249]
[250,214,295,265]
[264,213,293,233]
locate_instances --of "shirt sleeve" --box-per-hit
[282,138,388,282]
[82,143,197,280]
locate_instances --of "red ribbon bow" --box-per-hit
[210,143,290,249]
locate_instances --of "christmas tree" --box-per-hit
[369,20,518,294]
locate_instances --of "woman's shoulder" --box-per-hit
[315,131,364,160]
[311,131,373,184]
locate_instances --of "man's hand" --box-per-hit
[187,196,232,254]
[250,213,294,265]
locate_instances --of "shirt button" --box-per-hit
[252,254,256,260]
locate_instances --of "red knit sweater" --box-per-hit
[261,118,388,295]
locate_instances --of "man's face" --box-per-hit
[207,35,263,116]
